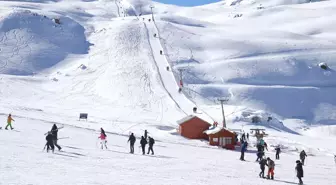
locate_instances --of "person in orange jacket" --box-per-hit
[5,114,15,130]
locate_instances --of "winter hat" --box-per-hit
[267,157,270,160]
[296,160,300,163]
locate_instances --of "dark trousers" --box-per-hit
[130,144,134,153]
[53,139,61,150]
[240,152,245,160]
[148,145,154,155]
[47,141,54,152]
[276,153,280,160]
[141,145,146,155]
[259,167,265,178]
[301,158,305,165]
[298,177,303,184]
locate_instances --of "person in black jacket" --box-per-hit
[259,157,267,178]
[147,136,155,155]
[275,146,281,160]
[140,136,147,155]
[300,150,307,165]
[296,160,304,185]
[128,133,136,154]
[51,124,62,151]
[46,131,55,153]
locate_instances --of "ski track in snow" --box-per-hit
[0,0,336,184]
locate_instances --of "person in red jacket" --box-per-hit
[98,128,108,149]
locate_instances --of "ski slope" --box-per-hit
[0,0,336,184]
[1,116,336,185]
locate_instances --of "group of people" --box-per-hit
[45,124,62,153]
[128,130,155,155]
[96,128,156,155]
[252,138,307,185]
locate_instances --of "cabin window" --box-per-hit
[213,138,218,142]
[224,137,232,145]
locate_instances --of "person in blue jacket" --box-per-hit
[240,141,248,161]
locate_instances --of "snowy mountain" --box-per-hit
[0,0,336,184]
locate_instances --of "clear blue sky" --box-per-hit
[155,0,221,6]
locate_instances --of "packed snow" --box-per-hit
[0,0,336,184]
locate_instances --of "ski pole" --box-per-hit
[42,143,47,151]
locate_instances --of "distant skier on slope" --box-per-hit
[300,150,307,165]
[140,136,147,155]
[259,156,267,178]
[98,128,108,149]
[296,160,304,185]
[275,146,281,160]
[266,157,275,180]
[247,133,249,140]
[240,141,248,161]
[128,133,136,154]
[144,130,148,140]
[51,124,62,151]
[5,114,15,130]
[45,131,55,153]
[147,136,155,155]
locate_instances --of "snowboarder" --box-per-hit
[140,136,147,155]
[51,124,62,151]
[240,141,248,161]
[295,160,304,185]
[128,133,136,153]
[98,128,108,149]
[147,136,155,155]
[266,157,275,180]
[45,131,55,153]
[247,133,249,140]
[300,150,307,165]
[5,114,15,130]
[275,146,281,160]
[259,156,267,178]
[144,130,148,140]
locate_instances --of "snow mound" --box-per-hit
[0,10,91,75]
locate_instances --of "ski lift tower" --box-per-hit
[250,128,268,143]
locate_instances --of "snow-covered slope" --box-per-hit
[1,0,336,184]
[152,0,336,124]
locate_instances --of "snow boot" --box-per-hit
[271,176,274,180]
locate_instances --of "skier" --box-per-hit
[264,142,268,151]
[295,160,304,185]
[45,131,55,153]
[300,150,307,165]
[247,133,249,140]
[147,136,155,155]
[140,136,147,155]
[266,157,275,180]
[160,50,163,55]
[5,114,15,130]
[144,130,148,140]
[51,124,62,151]
[275,146,281,160]
[240,141,248,161]
[334,155,336,165]
[259,156,267,178]
[242,133,246,141]
[128,133,136,154]
[256,151,264,162]
[98,128,108,149]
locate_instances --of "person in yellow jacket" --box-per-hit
[5,114,15,130]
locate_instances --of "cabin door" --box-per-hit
[219,137,224,146]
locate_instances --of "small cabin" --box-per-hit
[205,127,236,150]
[177,115,211,140]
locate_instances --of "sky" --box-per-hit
[155,0,221,6]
